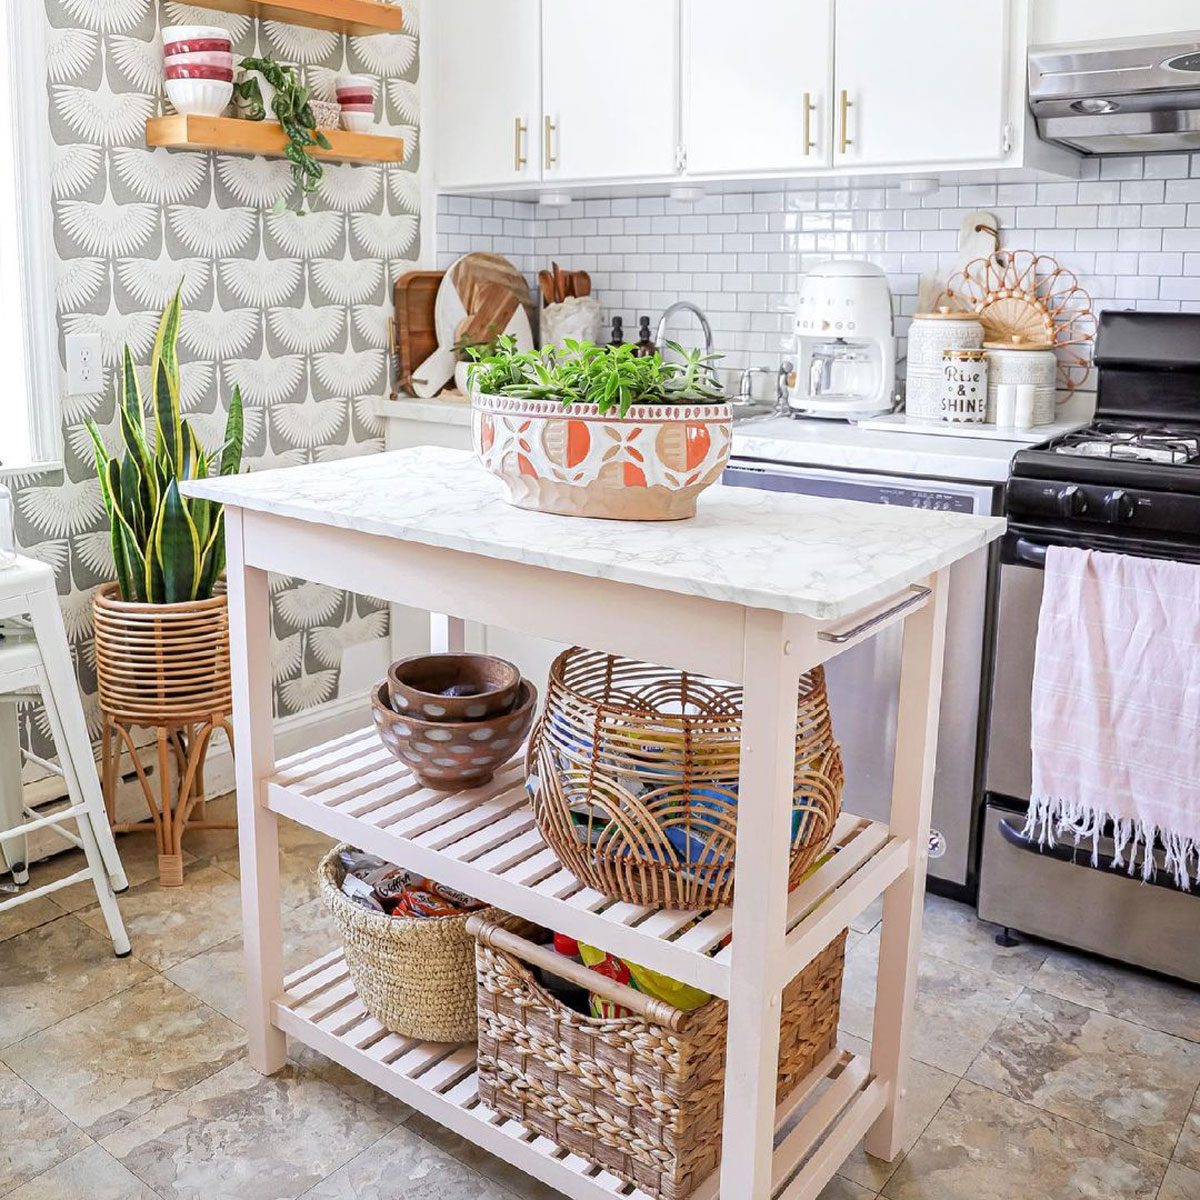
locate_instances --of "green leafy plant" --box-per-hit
[86,287,244,605]
[235,56,330,208]
[466,337,724,418]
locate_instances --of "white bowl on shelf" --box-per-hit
[165,76,233,117]
[340,108,376,133]
[161,24,230,46]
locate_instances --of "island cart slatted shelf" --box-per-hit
[182,446,1004,1199]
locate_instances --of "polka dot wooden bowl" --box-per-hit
[371,679,537,791]
[387,652,521,723]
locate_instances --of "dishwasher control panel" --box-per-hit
[723,463,978,513]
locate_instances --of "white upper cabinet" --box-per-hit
[833,0,1011,168]
[683,0,833,174]
[541,0,678,181]
[434,0,542,189]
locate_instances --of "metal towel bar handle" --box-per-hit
[817,585,931,644]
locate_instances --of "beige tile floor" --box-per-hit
[2,799,1199,1200]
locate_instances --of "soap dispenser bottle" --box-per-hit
[633,316,657,358]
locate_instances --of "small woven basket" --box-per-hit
[469,917,847,1200]
[527,647,844,909]
[319,845,500,1043]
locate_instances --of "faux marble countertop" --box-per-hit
[184,447,1006,621]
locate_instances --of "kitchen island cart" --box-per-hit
[183,447,1004,1200]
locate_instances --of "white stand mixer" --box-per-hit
[789,260,896,421]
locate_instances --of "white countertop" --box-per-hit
[732,417,1066,484]
[376,394,472,427]
[184,447,1004,621]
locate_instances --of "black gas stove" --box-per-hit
[1005,311,1200,564]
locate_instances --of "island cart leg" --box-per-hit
[720,607,806,1198]
[430,613,466,653]
[865,569,949,1161]
[226,509,287,1074]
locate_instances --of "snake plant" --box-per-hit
[87,287,244,605]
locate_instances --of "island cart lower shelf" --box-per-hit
[265,727,910,1002]
[276,948,887,1200]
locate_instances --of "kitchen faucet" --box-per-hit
[654,301,714,360]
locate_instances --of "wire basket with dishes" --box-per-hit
[371,652,537,791]
[467,915,847,1200]
[526,647,845,909]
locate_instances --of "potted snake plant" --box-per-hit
[85,286,244,885]
[467,337,731,520]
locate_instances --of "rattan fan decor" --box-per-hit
[526,647,844,909]
[938,249,1096,394]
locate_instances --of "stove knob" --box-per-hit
[1056,485,1088,518]
[1102,489,1135,523]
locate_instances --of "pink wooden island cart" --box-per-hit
[184,446,1004,1200]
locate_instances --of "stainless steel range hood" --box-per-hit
[1030,38,1200,154]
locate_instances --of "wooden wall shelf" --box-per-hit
[146,114,405,166]
[192,0,404,36]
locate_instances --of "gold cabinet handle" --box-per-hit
[544,114,557,170]
[838,89,853,154]
[513,116,528,171]
[802,91,816,155]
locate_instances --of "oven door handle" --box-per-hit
[1012,537,1048,568]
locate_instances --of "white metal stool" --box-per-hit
[0,557,130,956]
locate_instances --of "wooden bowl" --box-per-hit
[371,678,538,791]
[387,652,521,722]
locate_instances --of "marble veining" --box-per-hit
[183,447,1004,621]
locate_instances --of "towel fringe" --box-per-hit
[1023,796,1198,892]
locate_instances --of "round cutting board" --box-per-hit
[435,252,535,356]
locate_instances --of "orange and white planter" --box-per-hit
[471,392,733,520]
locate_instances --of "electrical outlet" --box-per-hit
[66,333,104,396]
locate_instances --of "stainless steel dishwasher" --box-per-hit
[723,459,1001,894]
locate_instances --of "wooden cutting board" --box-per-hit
[392,270,443,395]
[435,252,535,357]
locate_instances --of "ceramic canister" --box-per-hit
[906,308,984,420]
[983,337,1058,425]
[940,348,988,423]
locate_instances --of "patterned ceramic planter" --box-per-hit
[472,393,733,521]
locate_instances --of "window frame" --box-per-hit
[1,0,60,476]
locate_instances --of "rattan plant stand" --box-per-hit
[94,583,237,887]
[186,446,1004,1199]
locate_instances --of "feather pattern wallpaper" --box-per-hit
[10,0,419,765]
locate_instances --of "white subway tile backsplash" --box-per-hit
[437,153,1200,378]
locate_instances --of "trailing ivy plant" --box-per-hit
[86,286,245,605]
[466,337,724,418]
[235,56,330,210]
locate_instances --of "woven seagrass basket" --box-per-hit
[527,647,844,909]
[468,917,847,1200]
[319,845,501,1043]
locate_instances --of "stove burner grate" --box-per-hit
[1052,427,1200,465]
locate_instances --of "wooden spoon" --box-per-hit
[573,271,591,298]
[537,269,555,307]
[552,261,564,303]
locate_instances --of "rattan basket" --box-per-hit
[527,647,844,909]
[319,845,503,1043]
[93,582,232,725]
[468,917,847,1200]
